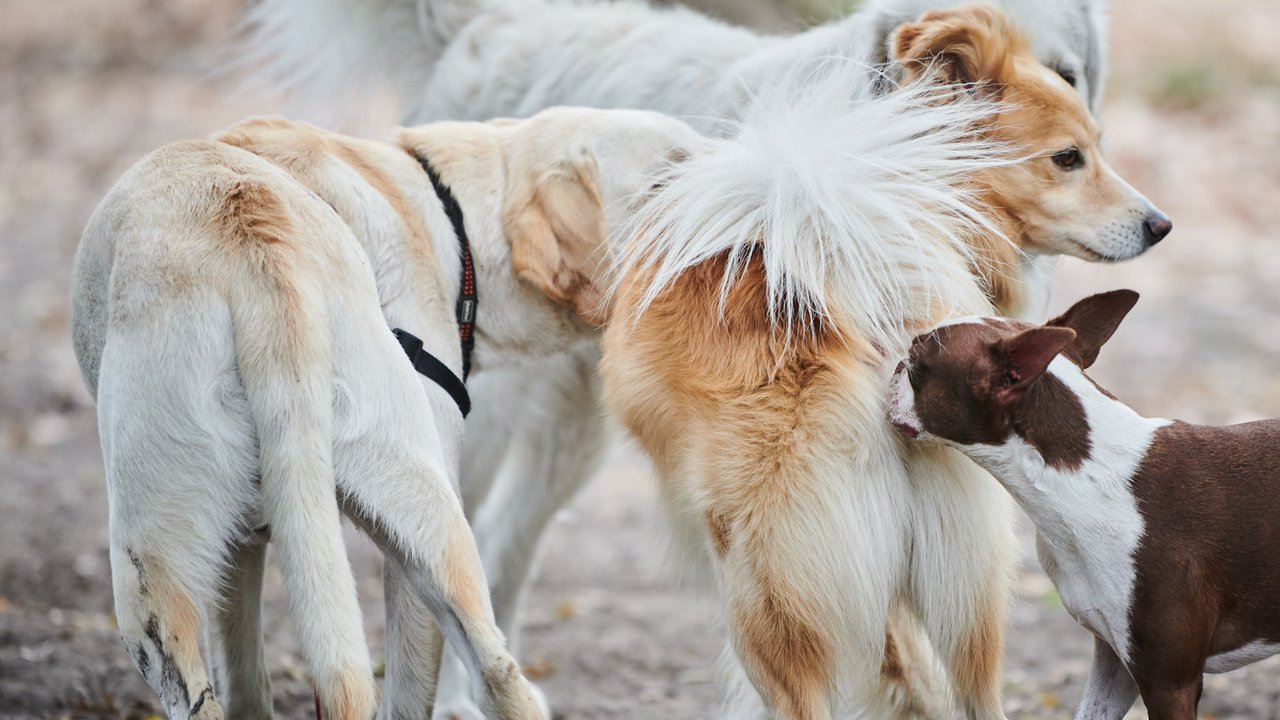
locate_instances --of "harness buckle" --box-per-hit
[457,297,477,325]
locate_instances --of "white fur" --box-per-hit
[614,64,1008,353]
[72,108,704,719]
[889,343,1182,720]
[1074,638,1138,720]
[606,72,1022,718]
[1204,640,1280,674]
[892,351,1170,663]
[240,0,1107,129]
[239,0,1109,716]
[967,358,1169,663]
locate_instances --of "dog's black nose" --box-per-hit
[1143,213,1172,246]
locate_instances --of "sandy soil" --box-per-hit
[1,0,1278,718]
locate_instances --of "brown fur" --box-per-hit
[950,595,1004,711]
[908,292,1280,717]
[1124,419,1280,712]
[906,320,1092,470]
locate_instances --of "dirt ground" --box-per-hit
[1,0,1278,718]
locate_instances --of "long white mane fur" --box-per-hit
[613,62,1015,356]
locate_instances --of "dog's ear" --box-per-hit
[890,5,1019,98]
[993,326,1076,405]
[505,154,608,326]
[1046,290,1140,369]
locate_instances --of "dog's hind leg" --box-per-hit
[379,556,445,720]
[111,544,222,720]
[207,537,274,719]
[95,296,266,720]
[341,473,542,720]
[707,470,908,720]
[436,346,604,719]
[872,605,955,720]
[906,445,1015,720]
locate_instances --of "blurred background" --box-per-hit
[1,0,1278,717]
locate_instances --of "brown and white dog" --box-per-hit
[888,289,1280,719]
[69,107,705,719]
[597,8,1171,720]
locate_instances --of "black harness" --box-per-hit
[392,153,477,417]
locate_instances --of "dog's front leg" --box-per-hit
[380,555,444,720]
[1073,637,1139,720]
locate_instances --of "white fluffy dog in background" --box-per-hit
[238,1,1111,718]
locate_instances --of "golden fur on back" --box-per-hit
[596,5,1162,718]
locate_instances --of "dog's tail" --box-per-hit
[237,0,500,114]
[613,60,1013,356]
[224,184,375,715]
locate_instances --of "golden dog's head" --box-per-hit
[893,4,1171,263]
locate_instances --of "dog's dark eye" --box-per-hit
[1056,68,1078,88]
[1052,147,1084,170]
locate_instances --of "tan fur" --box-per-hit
[607,255,885,719]
[951,596,1004,710]
[443,520,493,624]
[504,157,609,326]
[894,3,1158,316]
[144,557,205,677]
[217,118,442,293]
[214,179,293,247]
[598,11,1135,714]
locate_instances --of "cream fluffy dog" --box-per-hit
[598,7,1164,712]
[70,107,705,719]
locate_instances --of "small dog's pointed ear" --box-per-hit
[1047,290,1140,368]
[994,327,1077,405]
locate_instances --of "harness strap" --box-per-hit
[393,328,471,417]
[416,153,478,379]
[386,151,477,418]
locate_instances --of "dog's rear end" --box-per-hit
[73,140,382,718]
[72,131,548,719]
[601,69,1015,718]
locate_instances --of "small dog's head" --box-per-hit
[892,5,1171,263]
[888,289,1138,449]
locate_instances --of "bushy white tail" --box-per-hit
[614,61,1014,355]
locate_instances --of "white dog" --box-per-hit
[240,0,1111,717]
[242,0,1105,127]
[70,107,705,719]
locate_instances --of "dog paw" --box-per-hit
[188,687,224,719]
[432,682,550,720]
